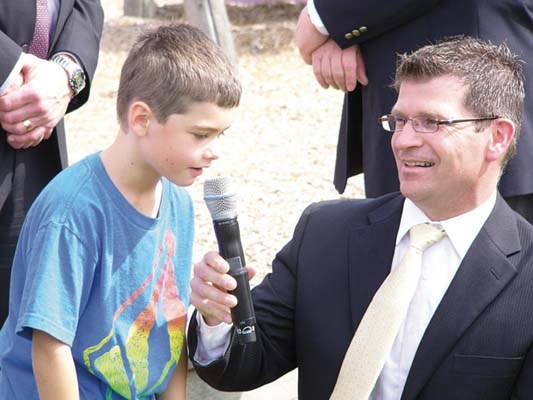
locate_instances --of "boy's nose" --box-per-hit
[204,144,220,161]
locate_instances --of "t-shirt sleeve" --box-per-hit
[15,222,98,346]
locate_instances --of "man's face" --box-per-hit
[391,75,495,220]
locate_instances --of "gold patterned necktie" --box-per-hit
[29,0,50,59]
[330,223,447,400]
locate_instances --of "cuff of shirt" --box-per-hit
[193,311,233,366]
[0,53,25,96]
[306,0,329,35]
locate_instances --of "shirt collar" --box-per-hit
[397,192,497,258]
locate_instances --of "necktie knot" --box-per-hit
[409,223,446,253]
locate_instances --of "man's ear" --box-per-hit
[128,101,152,137]
[486,118,515,163]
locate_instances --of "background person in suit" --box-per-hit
[187,37,533,399]
[0,0,104,325]
[294,0,533,224]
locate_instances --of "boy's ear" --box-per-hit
[128,101,152,137]
[486,117,515,163]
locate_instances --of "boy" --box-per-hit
[0,23,241,399]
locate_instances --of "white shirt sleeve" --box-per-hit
[306,0,329,35]
[193,311,233,366]
[0,54,24,95]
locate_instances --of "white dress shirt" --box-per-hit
[370,192,496,399]
[49,0,60,39]
[306,0,329,35]
[193,192,497,398]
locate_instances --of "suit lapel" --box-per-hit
[348,195,403,332]
[50,0,74,49]
[401,196,521,399]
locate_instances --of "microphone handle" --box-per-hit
[213,218,257,344]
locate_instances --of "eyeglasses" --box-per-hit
[379,114,499,133]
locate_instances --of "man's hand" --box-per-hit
[0,53,73,149]
[294,6,329,64]
[190,251,256,326]
[311,40,368,92]
[0,71,23,96]
[294,6,368,92]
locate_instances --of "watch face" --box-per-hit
[71,70,86,94]
[51,55,86,96]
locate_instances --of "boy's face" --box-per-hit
[141,102,235,186]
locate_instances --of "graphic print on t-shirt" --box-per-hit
[82,230,186,399]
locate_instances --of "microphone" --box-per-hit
[203,177,257,344]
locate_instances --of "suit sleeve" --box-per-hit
[188,204,319,391]
[52,0,104,113]
[314,0,443,49]
[0,32,23,86]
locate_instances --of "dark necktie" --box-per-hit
[29,0,50,58]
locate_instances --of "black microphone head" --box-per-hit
[203,177,238,221]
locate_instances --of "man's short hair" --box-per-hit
[116,23,241,127]
[394,36,525,162]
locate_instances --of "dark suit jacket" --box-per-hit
[312,0,533,198]
[0,0,104,208]
[189,193,533,399]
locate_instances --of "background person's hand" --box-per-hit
[0,54,73,149]
[0,71,23,97]
[311,40,368,92]
[294,6,329,65]
[294,7,368,92]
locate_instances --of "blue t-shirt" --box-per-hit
[0,153,194,399]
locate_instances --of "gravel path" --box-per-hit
[64,1,365,397]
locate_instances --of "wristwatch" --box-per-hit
[50,54,86,96]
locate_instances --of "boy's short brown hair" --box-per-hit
[116,23,241,127]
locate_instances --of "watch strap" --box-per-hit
[50,54,86,96]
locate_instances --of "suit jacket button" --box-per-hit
[359,26,368,33]
[345,32,353,40]
[352,29,361,37]
[21,43,30,53]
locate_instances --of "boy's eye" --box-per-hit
[192,131,226,139]
[191,129,227,139]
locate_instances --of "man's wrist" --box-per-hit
[50,54,86,97]
[194,311,232,365]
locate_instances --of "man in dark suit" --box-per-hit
[0,1,104,325]
[187,37,533,399]
[294,0,533,223]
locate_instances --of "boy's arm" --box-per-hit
[157,342,188,400]
[32,329,80,400]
